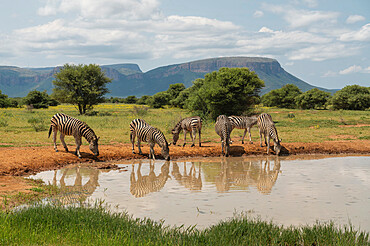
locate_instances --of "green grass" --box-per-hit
[0,104,369,147]
[0,204,368,245]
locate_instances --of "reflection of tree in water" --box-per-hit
[52,166,100,205]
[215,157,281,194]
[130,161,170,198]
[172,162,202,191]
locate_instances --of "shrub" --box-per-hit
[295,88,331,109]
[261,84,302,109]
[331,85,370,110]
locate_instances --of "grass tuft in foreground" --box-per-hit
[0,204,368,245]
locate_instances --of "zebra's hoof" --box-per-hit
[241,141,244,144]
[199,144,202,147]
[183,143,186,147]
[250,141,253,144]
[55,150,58,152]
[191,144,195,147]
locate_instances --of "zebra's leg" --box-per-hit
[266,135,270,155]
[52,127,59,152]
[198,129,202,147]
[137,138,143,155]
[241,129,247,144]
[247,127,253,144]
[183,130,187,147]
[74,137,82,158]
[60,133,69,152]
[149,142,156,160]
[259,129,263,147]
[190,129,196,147]
[130,131,136,154]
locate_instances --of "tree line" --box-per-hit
[1,64,369,117]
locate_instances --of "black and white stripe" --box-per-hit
[228,115,258,144]
[171,116,202,147]
[130,119,170,160]
[257,113,282,155]
[48,113,99,158]
[215,115,232,157]
[130,118,150,153]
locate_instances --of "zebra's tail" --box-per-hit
[48,125,52,138]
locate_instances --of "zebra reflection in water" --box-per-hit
[171,162,202,191]
[130,161,170,198]
[215,157,281,194]
[51,166,100,205]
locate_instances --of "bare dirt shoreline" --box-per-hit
[0,140,369,199]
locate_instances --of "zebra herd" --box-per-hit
[48,112,282,160]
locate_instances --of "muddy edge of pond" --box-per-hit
[1,140,369,176]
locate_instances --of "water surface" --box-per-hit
[28,156,370,230]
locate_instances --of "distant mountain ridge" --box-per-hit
[0,57,335,97]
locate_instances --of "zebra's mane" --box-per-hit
[172,119,183,133]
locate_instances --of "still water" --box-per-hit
[28,156,370,230]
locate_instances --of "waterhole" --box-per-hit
[28,155,370,230]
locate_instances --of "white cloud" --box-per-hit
[264,4,339,28]
[322,70,337,77]
[340,23,370,41]
[253,10,264,18]
[339,65,370,75]
[346,15,365,24]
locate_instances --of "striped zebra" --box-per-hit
[130,119,170,160]
[48,113,99,158]
[215,115,232,157]
[257,113,282,155]
[129,118,149,153]
[171,116,202,147]
[228,115,258,144]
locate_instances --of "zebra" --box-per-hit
[257,113,282,155]
[48,113,99,158]
[215,115,232,157]
[130,119,170,160]
[228,115,258,144]
[129,118,149,153]
[171,116,202,147]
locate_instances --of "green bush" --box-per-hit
[331,85,370,110]
[261,84,302,109]
[295,88,331,109]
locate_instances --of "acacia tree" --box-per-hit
[52,64,111,114]
[185,68,264,119]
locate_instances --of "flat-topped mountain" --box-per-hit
[0,57,334,97]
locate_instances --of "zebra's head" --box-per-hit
[171,129,180,145]
[89,137,100,156]
[161,143,170,161]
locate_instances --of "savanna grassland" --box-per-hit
[0,103,369,147]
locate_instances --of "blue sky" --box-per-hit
[0,0,369,89]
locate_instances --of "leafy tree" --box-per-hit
[124,96,138,104]
[0,90,12,108]
[330,85,370,110]
[148,91,170,108]
[22,90,55,109]
[295,88,331,109]
[137,95,151,105]
[185,68,264,119]
[167,83,186,106]
[261,84,302,108]
[52,64,111,114]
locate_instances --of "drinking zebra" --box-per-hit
[228,115,258,144]
[48,113,99,158]
[215,115,232,157]
[171,116,202,147]
[257,113,282,155]
[130,119,170,160]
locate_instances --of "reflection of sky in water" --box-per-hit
[28,156,370,230]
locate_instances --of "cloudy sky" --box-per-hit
[0,0,369,89]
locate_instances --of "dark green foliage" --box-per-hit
[52,64,111,114]
[167,83,186,106]
[331,85,370,110]
[136,95,151,105]
[185,68,264,119]
[22,90,57,109]
[124,95,138,104]
[295,88,331,109]
[1,205,368,245]
[261,84,302,108]
[148,91,170,108]
[0,90,14,108]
